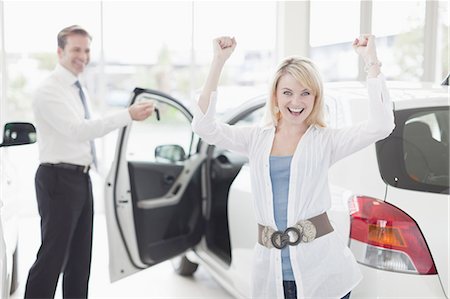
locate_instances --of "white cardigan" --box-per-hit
[191,74,395,299]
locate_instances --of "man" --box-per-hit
[24,25,155,298]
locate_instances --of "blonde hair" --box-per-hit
[262,56,326,128]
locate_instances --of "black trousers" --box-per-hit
[24,164,94,299]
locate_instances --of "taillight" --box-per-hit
[349,195,437,275]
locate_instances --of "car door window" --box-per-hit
[376,107,449,194]
[126,100,193,163]
[204,104,264,265]
[233,106,265,126]
[403,110,449,187]
[110,93,204,268]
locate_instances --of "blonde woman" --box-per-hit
[192,35,394,299]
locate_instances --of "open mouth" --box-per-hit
[287,107,305,115]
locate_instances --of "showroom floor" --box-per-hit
[11,214,233,299]
[6,144,231,298]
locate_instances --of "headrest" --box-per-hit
[404,122,432,139]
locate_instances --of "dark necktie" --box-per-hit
[74,80,97,168]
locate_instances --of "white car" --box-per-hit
[0,122,36,298]
[105,83,449,298]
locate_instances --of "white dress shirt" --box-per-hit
[33,63,131,166]
[192,74,395,299]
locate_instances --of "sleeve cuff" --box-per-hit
[117,108,133,126]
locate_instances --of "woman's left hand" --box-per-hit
[213,36,237,63]
[352,34,378,63]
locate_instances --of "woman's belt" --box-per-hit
[258,212,334,249]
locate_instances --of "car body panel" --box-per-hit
[227,164,256,298]
[105,89,205,282]
[352,263,446,298]
[386,186,449,297]
[0,213,8,298]
[0,122,36,297]
[106,83,449,298]
[189,243,247,299]
[327,84,449,297]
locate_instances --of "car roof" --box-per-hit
[213,80,449,121]
[325,81,449,110]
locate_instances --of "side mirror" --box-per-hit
[155,144,186,163]
[0,122,37,147]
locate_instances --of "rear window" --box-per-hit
[376,106,449,194]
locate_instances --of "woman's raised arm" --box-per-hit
[352,34,381,78]
[198,37,237,113]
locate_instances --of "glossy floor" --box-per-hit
[11,213,232,298]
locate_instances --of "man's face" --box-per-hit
[57,33,91,76]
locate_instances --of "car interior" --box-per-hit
[204,146,248,265]
[377,107,449,194]
[403,116,449,186]
[202,104,264,265]
[128,161,205,264]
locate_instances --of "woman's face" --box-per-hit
[275,74,315,127]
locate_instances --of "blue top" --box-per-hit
[269,155,294,281]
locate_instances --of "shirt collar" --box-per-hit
[261,124,274,131]
[54,63,79,86]
[261,123,317,133]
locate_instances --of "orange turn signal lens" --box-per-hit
[368,224,406,247]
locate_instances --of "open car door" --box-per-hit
[104,88,205,282]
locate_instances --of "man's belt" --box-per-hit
[41,163,90,174]
[258,212,334,249]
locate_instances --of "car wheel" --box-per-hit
[10,247,18,295]
[171,254,198,276]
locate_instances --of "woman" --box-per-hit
[191,35,394,299]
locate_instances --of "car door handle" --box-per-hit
[216,154,231,165]
[163,175,175,185]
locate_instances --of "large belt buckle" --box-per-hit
[270,227,302,249]
[262,219,318,249]
[294,219,317,243]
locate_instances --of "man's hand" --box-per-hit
[128,100,155,121]
[213,36,237,63]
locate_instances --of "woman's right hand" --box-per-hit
[197,37,236,114]
[213,36,237,63]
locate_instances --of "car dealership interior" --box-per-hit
[0,1,448,298]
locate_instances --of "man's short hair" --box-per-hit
[57,25,92,49]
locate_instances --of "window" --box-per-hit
[1,2,276,168]
[3,1,101,122]
[403,111,449,187]
[193,1,277,109]
[376,106,449,194]
[100,1,277,111]
[372,1,426,81]
[0,1,4,122]
[438,1,449,81]
[234,105,265,127]
[310,1,361,81]
[126,95,193,163]
[100,2,192,107]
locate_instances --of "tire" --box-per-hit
[171,254,199,276]
[10,247,19,295]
